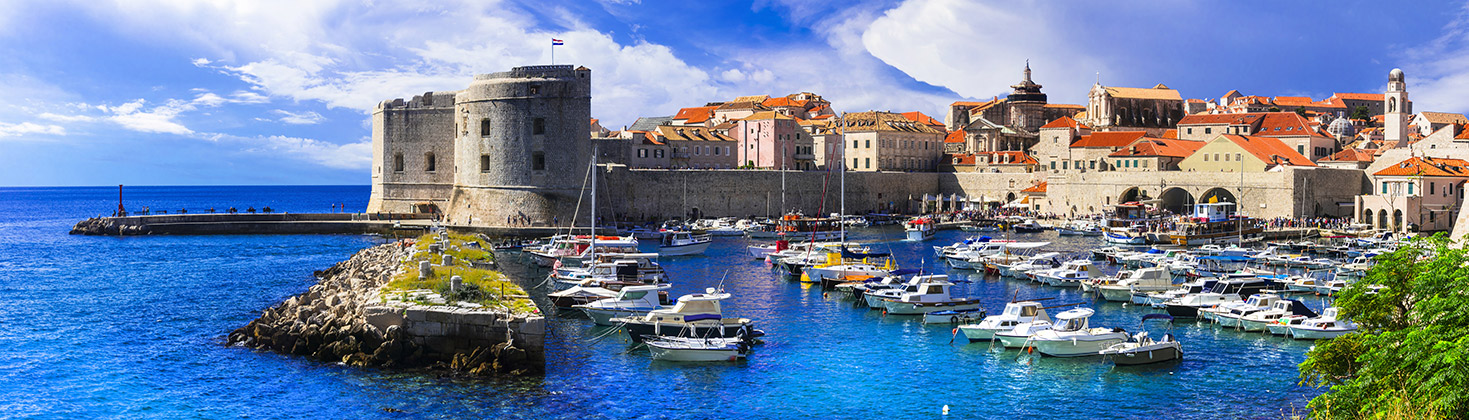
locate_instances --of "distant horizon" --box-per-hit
[0,184,372,188]
[2,1,1467,186]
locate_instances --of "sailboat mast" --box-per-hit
[591,144,598,263]
[840,125,846,244]
[781,145,786,215]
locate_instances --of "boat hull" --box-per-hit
[1032,335,1127,357]
[906,229,934,241]
[659,241,710,256]
[1105,344,1182,365]
[959,326,1005,342]
[881,300,983,315]
[621,320,753,342]
[1288,327,1353,340]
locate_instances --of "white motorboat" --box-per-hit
[1012,219,1045,233]
[1098,266,1173,302]
[658,231,711,256]
[994,320,1054,348]
[1238,299,1317,332]
[1266,314,1310,336]
[1103,227,1148,245]
[1208,293,1279,327]
[1025,308,1129,357]
[1288,307,1357,340]
[1032,259,1101,288]
[646,336,751,362]
[551,253,668,289]
[548,285,617,309]
[904,218,936,241]
[1099,314,1182,365]
[801,248,895,285]
[860,273,926,308]
[574,283,672,325]
[880,275,984,315]
[613,288,759,342]
[1005,252,1063,279]
[958,300,1053,342]
[1163,278,1272,318]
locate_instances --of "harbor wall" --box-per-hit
[601,167,943,221]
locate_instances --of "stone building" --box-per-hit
[1358,156,1469,233]
[1056,131,1147,173]
[945,63,1083,155]
[731,111,809,169]
[658,125,737,169]
[1083,82,1185,134]
[842,111,945,172]
[1177,112,1337,161]
[1106,137,1205,172]
[1412,112,1468,137]
[801,116,844,170]
[369,90,460,214]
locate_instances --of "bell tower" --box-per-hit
[1384,68,1408,147]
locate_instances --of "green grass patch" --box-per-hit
[384,233,534,314]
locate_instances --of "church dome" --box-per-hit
[1390,68,1404,82]
[1327,115,1356,137]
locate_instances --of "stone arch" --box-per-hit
[1378,209,1387,229]
[1393,209,1403,231]
[1199,187,1236,204]
[1359,208,1369,225]
[1118,187,1142,204]
[1159,187,1195,215]
[1006,192,1017,203]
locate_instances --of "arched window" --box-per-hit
[424,153,436,172]
[1388,97,1397,113]
[393,153,404,172]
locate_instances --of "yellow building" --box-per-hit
[1176,134,1316,172]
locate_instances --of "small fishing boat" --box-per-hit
[904,218,936,241]
[574,283,672,325]
[1025,308,1129,357]
[1100,314,1182,365]
[646,336,751,362]
[880,275,984,315]
[614,289,760,342]
[1012,219,1045,233]
[1288,307,1357,340]
[658,231,712,256]
[958,300,1054,342]
[923,308,987,324]
[1238,299,1317,332]
[1097,266,1173,302]
[1031,259,1101,288]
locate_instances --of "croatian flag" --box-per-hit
[551,38,564,46]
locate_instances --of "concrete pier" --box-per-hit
[68,213,618,237]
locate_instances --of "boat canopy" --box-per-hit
[888,268,923,276]
[1285,300,1319,317]
[841,248,891,259]
[1055,307,1096,320]
[1141,314,1174,322]
[682,313,722,322]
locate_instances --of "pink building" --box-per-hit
[732,111,813,169]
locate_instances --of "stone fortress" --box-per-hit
[368,65,1369,226]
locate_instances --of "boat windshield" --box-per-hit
[620,290,648,300]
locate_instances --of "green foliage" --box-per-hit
[1298,234,1469,419]
[1296,106,1308,116]
[385,233,534,314]
[1269,106,1282,112]
[1351,105,1371,121]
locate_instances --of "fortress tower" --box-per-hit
[446,65,593,226]
[367,91,459,214]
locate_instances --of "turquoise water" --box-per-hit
[0,186,1323,419]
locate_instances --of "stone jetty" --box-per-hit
[228,242,545,376]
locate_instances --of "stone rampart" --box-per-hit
[602,167,941,220]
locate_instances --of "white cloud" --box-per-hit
[227,134,371,169]
[191,58,211,66]
[1402,3,1469,114]
[0,121,66,137]
[38,112,95,123]
[271,109,324,125]
[860,0,1108,107]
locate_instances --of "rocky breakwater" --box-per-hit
[70,217,148,235]
[228,236,545,376]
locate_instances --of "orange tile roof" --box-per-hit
[966,97,1006,115]
[978,151,1038,165]
[762,97,808,108]
[1332,93,1386,101]
[1161,129,1178,139]
[1039,115,1090,130]
[811,114,833,120]
[1072,131,1147,148]
[590,118,599,125]
[843,111,945,134]
[673,106,718,123]
[657,125,735,142]
[1104,86,1182,101]
[1419,112,1469,125]
[947,153,977,165]
[1108,138,1205,158]
[1271,96,1313,107]
[945,130,966,143]
[1373,156,1469,177]
[1021,181,1048,193]
[1254,112,1319,137]
[1458,125,1469,139]
[741,111,795,121]
[1178,113,1265,126]
[901,111,944,127]
[1218,134,1316,167]
[1322,149,1376,162]
[1186,98,1206,103]
[629,130,664,145]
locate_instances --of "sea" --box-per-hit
[0,185,1325,419]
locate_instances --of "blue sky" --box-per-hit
[2,0,1468,186]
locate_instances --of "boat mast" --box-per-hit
[781,144,786,216]
[591,144,598,263]
[840,116,846,244]
[1237,155,1243,245]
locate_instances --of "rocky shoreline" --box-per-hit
[228,242,543,376]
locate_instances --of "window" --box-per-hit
[1205,127,1212,134]
[1431,182,1436,195]
[425,153,436,172]
[655,149,664,158]
[1186,128,1192,134]
[1408,183,1414,195]
[1382,183,1388,194]
[1142,160,1149,168]
[1236,153,1241,161]
[714,147,721,156]
[866,140,871,149]
[1089,161,1096,169]
[1297,145,1305,154]
[638,149,648,158]
[528,84,540,95]
[1062,161,1068,170]
[1214,153,1220,161]
[853,140,859,148]
[480,155,491,172]
[694,147,701,156]
[1204,154,1210,162]
[854,158,859,168]
[1050,161,1056,170]
[481,118,492,136]
[533,118,546,135]
[865,158,871,169]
